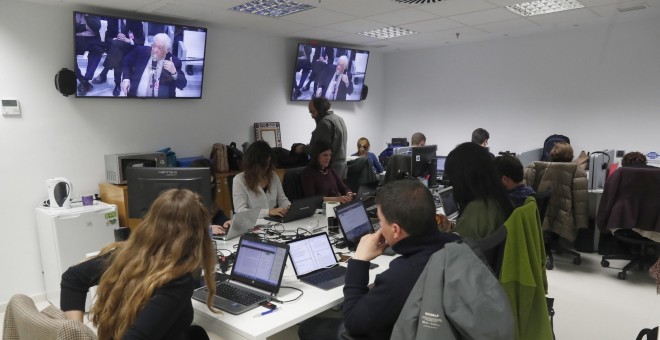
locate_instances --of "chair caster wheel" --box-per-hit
[601,260,610,267]
[573,257,581,265]
[546,262,554,270]
[618,272,627,280]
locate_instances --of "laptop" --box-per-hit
[213,208,259,241]
[436,156,447,179]
[356,184,378,217]
[287,232,347,290]
[438,186,458,221]
[264,196,323,223]
[192,235,289,315]
[334,200,395,255]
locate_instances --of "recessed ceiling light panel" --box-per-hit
[230,0,315,17]
[506,0,585,16]
[358,26,418,39]
[394,0,443,3]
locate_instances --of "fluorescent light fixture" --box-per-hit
[230,0,315,17]
[358,26,418,40]
[506,0,585,16]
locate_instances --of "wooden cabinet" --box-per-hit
[98,182,142,229]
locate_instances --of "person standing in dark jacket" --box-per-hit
[298,180,459,340]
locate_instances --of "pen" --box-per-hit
[253,307,281,318]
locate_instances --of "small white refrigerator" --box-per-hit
[35,201,119,308]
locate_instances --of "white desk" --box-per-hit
[192,211,394,340]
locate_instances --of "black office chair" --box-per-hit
[282,167,305,201]
[475,224,508,276]
[346,157,378,193]
[532,187,580,269]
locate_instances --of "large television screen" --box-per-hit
[291,43,370,102]
[74,11,207,98]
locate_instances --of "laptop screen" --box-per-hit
[438,187,458,217]
[231,237,289,293]
[437,156,447,173]
[288,233,337,276]
[335,201,373,244]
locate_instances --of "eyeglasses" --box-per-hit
[151,44,167,52]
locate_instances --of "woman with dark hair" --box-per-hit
[301,140,354,203]
[233,140,291,218]
[621,151,650,167]
[61,189,217,339]
[439,142,513,240]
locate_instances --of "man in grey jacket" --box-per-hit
[296,97,348,179]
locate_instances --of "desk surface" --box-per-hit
[192,211,394,340]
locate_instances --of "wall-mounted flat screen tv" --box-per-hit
[290,43,370,102]
[74,11,207,98]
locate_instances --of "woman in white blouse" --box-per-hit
[232,141,291,218]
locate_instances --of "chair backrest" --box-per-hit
[346,157,378,193]
[282,167,305,201]
[475,225,508,277]
[531,187,553,225]
[3,294,97,340]
[383,154,412,184]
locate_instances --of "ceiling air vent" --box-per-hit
[394,0,442,3]
[617,3,647,12]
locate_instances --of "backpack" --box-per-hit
[541,134,570,162]
[210,143,229,173]
[378,145,395,168]
[226,142,244,171]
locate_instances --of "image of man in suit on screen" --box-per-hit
[93,18,146,97]
[315,55,353,101]
[120,33,187,98]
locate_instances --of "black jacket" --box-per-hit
[342,230,460,340]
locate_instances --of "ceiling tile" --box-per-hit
[474,18,539,33]
[324,18,387,34]
[422,0,499,17]
[449,7,520,25]
[401,17,466,33]
[526,7,601,25]
[290,27,348,40]
[311,0,409,17]
[366,8,440,25]
[280,8,356,26]
[327,33,382,45]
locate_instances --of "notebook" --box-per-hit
[213,208,259,241]
[264,196,322,223]
[438,186,458,221]
[192,235,289,315]
[287,232,347,290]
[334,200,395,255]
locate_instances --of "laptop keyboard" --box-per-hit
[217,283,265,306]
[303,266,346,285]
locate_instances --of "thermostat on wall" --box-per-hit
[2,99,21,116]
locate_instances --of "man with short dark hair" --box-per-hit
[494,155,535,207]
[298,180,459,340]
[472,128,494,158]
[411,132,426,147]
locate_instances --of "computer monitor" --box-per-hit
[516,148,543,168]
[411,145,438,187]
[588,150,615,190]
[393,146,413,155]
[391,138,409,147]
[127,167,213,218]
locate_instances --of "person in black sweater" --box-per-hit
[298,180,459,340]
[60,189,218,339]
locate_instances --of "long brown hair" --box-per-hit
[91,189,218,339]
[243,141,274,193]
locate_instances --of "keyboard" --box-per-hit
[217,283,265,306]
[303,266,347,285]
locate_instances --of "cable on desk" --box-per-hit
[274,286,304,303]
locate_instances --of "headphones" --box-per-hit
[590,151,611,170]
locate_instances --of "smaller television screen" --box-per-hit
[291,43,370,102]
[74,11,207,98]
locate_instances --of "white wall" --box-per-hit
[0,0,385,305]
[383,16,660,157]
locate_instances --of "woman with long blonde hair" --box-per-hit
[61,189,218,339]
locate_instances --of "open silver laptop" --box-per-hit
[213,208,259,241]
[192,235,289,315]
[287,232,346,290]
[438,186,458,221]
